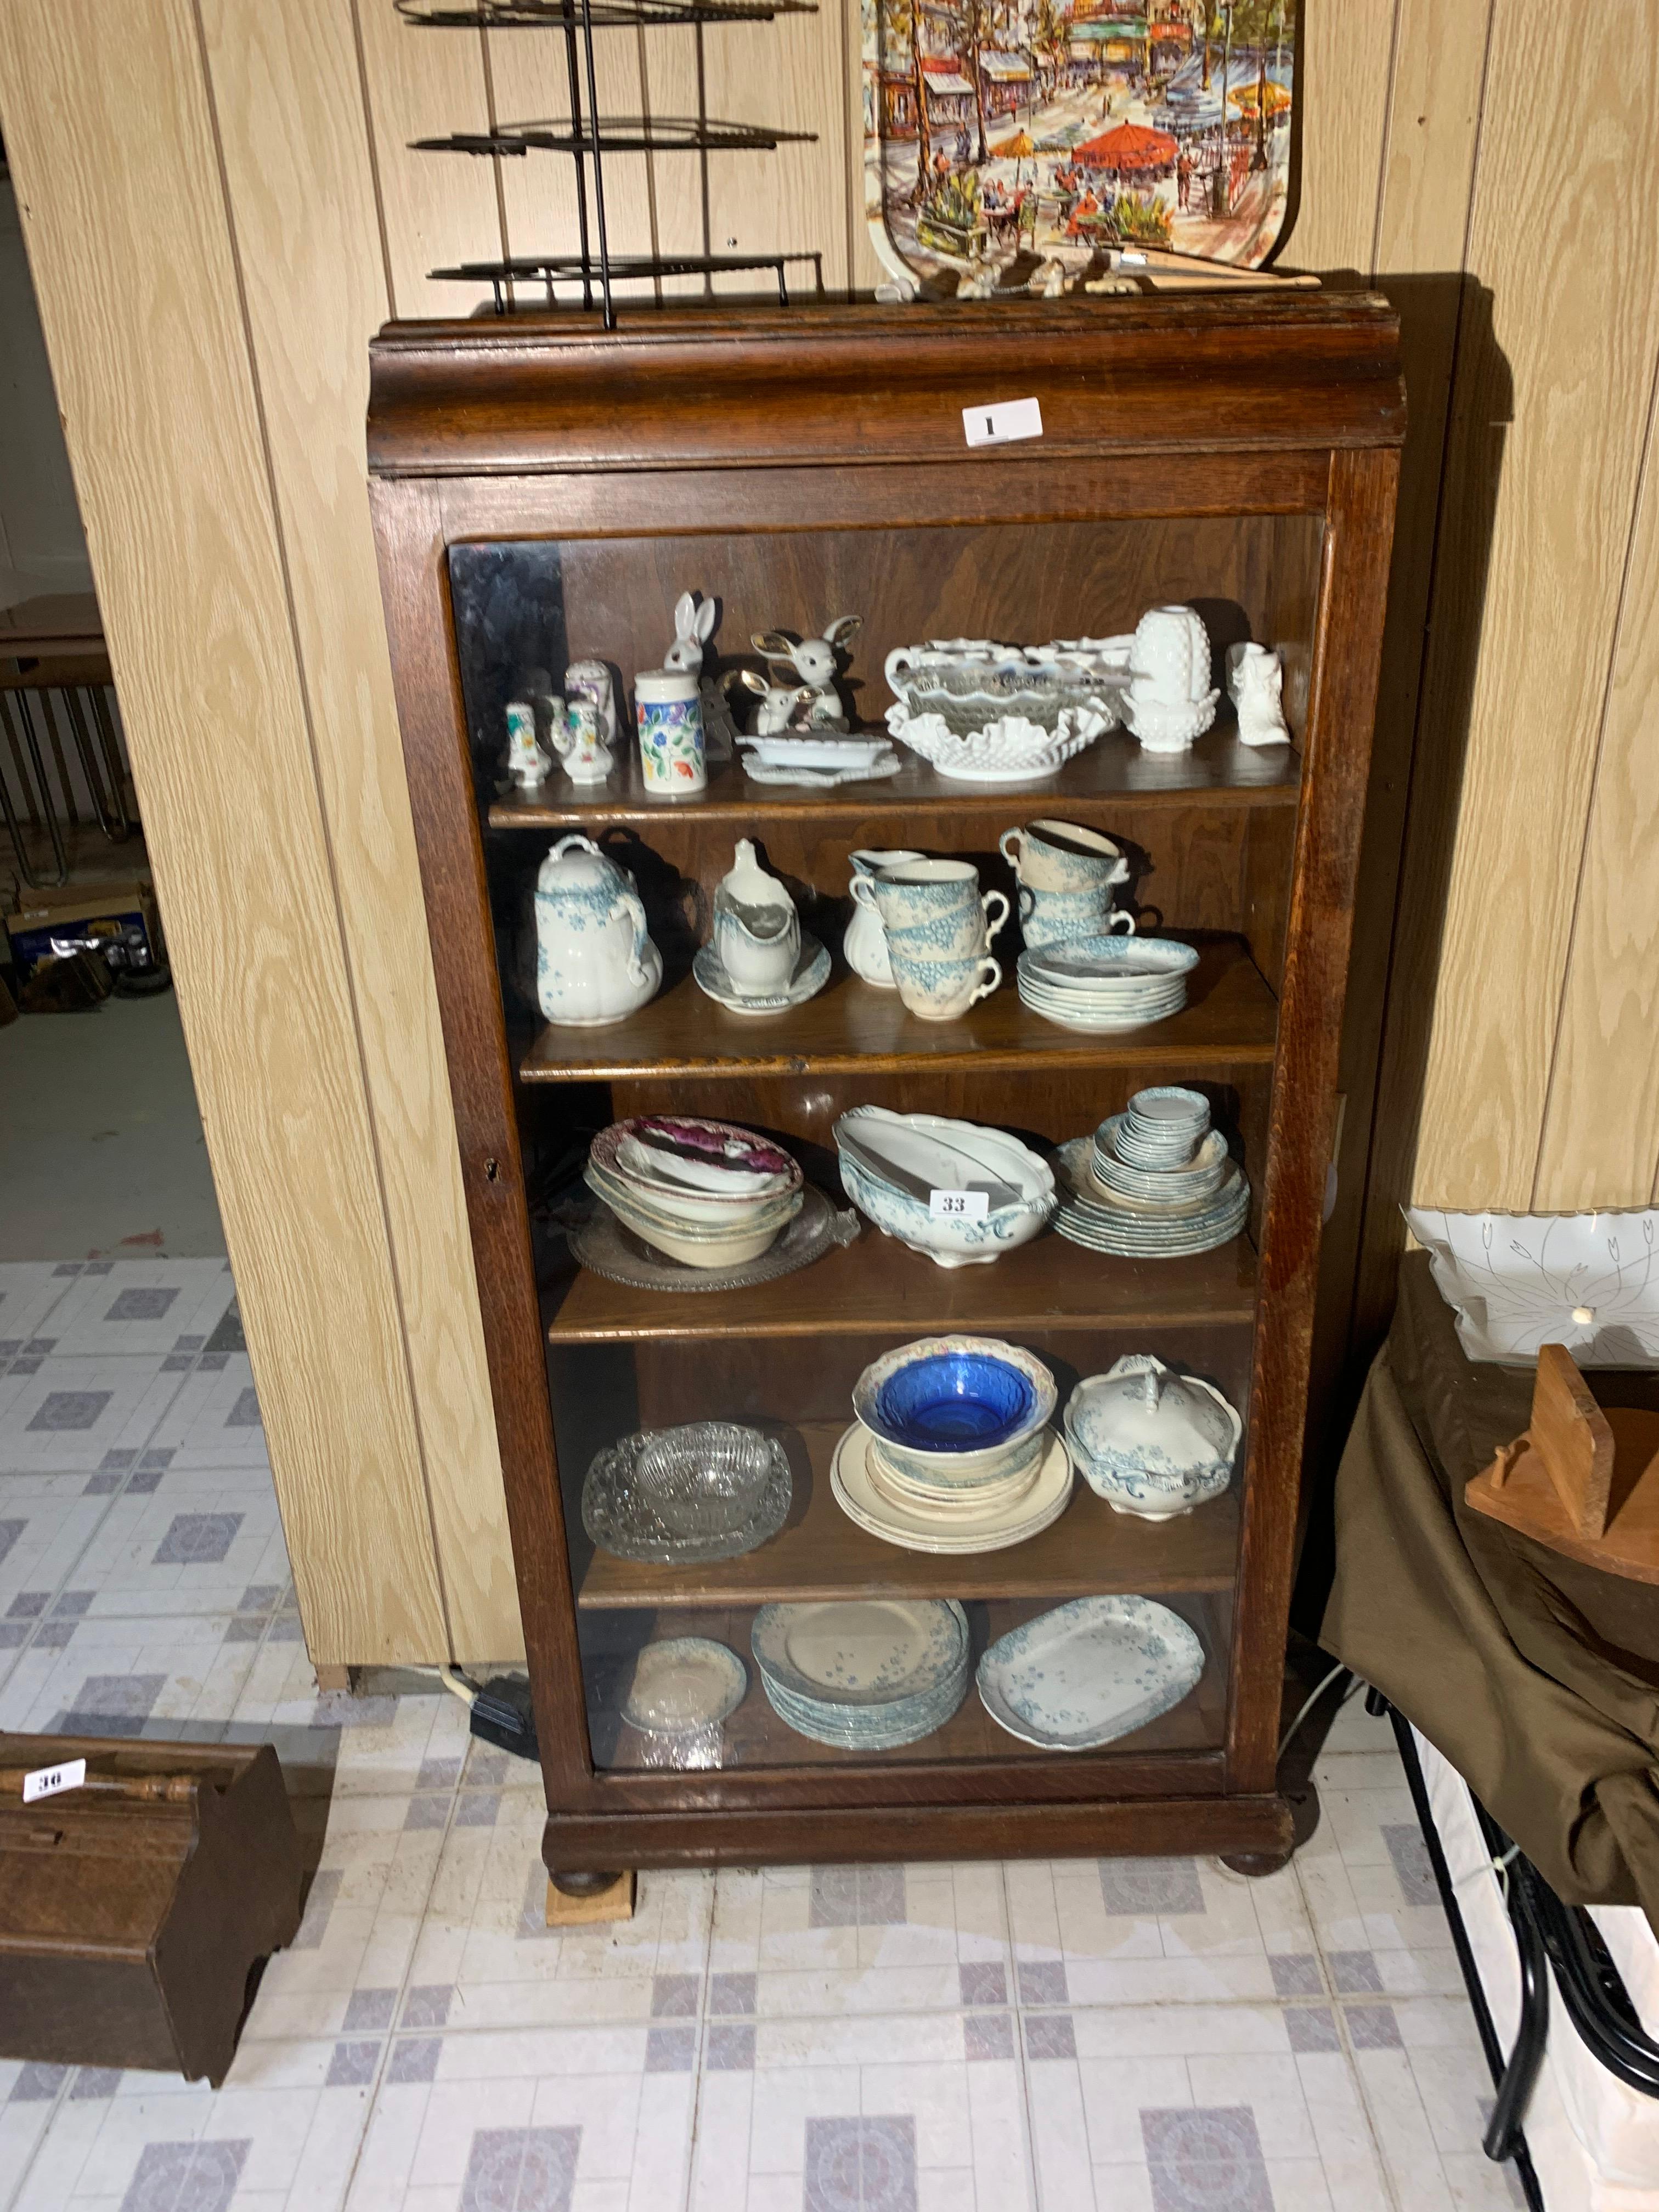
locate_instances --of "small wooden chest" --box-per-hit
[0,1733,302,2086]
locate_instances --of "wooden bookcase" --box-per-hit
[367,295,1402,1882]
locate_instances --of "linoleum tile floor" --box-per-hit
[0,1259,1520,2212]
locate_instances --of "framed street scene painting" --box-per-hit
[862,1,1297,295]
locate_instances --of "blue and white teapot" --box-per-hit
[534,833,661,1028]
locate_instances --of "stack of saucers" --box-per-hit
[1016,934,1198,1032]
[584,1115,803,1269]
[751,1598,969,1750]
[830,1336,1074,1554]
[1053,1087,1250,1258]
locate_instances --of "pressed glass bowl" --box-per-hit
[582,1421,792,1562]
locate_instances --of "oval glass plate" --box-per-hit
[582,1423,792,1564]
[977,1596,1205,1751]
[622,1637,747,1736]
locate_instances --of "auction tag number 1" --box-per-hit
[963,397,1043,448]
[929,1188,990,1222]
[22,1757,86,1804]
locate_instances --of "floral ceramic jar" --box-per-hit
[634,669,706,795]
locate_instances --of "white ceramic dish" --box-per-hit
[595,1118,801,1223]
[866,1442,1042,1521]
[692,933,830,1015]
[885,699,1108,783]
[1025,936,1199,984]
[830,1422,1074,1554]
[740,733,894,770]
[977,1596,1206,1750]
[584,1173,799,1269]
[613,1128,794,1203]
[1094,1121,1226,1174]
[622,1637,747,1735]
[742,754,903,788]
[1053,1140,1249,1258]
[752,1598,966,1705]
[585,1154,800,1231]
[1017,983,1187,1034]
[865,1427,1046,1497]
[833,1107,1055,1268]
[751,1598,969,1751]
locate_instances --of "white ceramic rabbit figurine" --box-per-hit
[749,618,862,731]
[665,591,717,675]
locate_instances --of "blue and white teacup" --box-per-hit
[888,943,1002,1023]
[999,819,1130,897]
[851,858,1009,960]
[1019,884,1137,950]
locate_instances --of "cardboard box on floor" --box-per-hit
[4,876,165,990]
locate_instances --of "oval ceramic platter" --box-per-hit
[977,1595,1205,1750]
[860,2,1297,299]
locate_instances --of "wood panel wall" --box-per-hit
[1,0,1652,1663]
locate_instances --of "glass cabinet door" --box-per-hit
[447,508,1317,1784]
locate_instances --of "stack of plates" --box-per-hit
[1053,1088,1249,1258]
[1016,935,1198,1032]
[752,1599,969,1750]
[832,1336,1073,1555]
[1111,1087,1211,1163]
[584,1114,804,1269]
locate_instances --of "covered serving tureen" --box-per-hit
[1063,1354,1240,1520]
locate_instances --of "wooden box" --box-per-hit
[0,1735,302,2086]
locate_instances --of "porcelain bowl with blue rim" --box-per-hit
[852,1336,1056,1480]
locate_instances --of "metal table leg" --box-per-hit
[1369,1688,1546,2211]
[0,690,69,887]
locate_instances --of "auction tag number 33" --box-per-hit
[929,1188,990,1221]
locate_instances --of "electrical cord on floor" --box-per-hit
[1277,1662,1361,1763]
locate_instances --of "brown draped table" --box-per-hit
[1321,1254,1659,1937]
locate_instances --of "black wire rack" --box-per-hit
[400,0,822,327]
[430,250,823,313]
[398,0,816,25]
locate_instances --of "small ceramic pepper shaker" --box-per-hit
[505,698,553,788]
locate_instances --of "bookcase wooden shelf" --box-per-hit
[369,292,1402,1882]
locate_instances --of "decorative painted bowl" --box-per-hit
[853,1336,1057,1460]
[595,1116,801,1218]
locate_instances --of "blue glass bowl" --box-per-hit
[869,1352,1037,1453]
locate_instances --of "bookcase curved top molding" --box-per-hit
[368,295,1405,480]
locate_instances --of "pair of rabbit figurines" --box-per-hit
[664,591,861,735]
